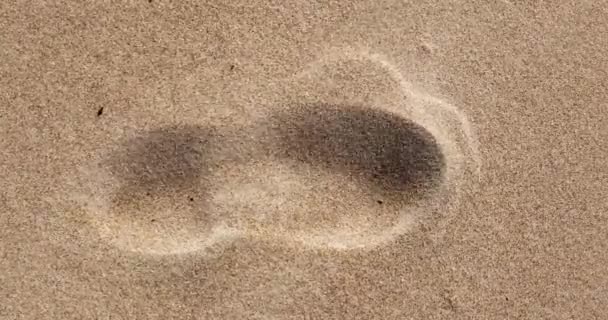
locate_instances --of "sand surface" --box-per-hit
[1,1,608,319]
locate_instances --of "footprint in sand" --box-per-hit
[66,47,480,256]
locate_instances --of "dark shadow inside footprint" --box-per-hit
[87,125,224,253]
[269,104,446,199]
[107,125,214,194]
[104,125,218,226]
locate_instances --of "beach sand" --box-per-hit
[1,1,607,319]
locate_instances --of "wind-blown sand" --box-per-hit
[1,1,607,319]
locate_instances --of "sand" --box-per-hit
[1,1,607,319]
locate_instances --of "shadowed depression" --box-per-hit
[268,104,446,200]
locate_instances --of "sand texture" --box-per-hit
[1,1,608,319]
